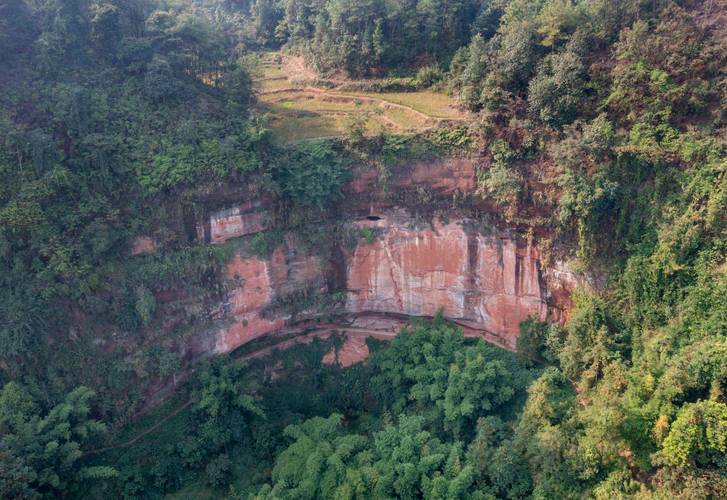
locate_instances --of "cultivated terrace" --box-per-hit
[0,1,725,499]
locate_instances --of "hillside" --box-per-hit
[1,1,725,499]
[254,52,466,141]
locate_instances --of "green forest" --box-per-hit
[1,0,725,498]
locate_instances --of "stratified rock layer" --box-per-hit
[344,216,546,349]
[215,254,284,353]
[215,241,325,353]
[144,156,579,358]
[210,212,573,354]
[208,202,269,245]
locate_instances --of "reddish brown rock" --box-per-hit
[131,236,157,256]
[209,203,269,245]
[211,214,575,354]
[200,154,578,356]
[214,239,326,353]
[400,157,476,194]
[345,216,548,350]
[215,255,283,353]
[322,335,370,367]
[344,157,476,196]
[268,244,324,296]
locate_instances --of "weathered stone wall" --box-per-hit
[139,156,580,357]
[203,211,576,354]
[344,214,547,349]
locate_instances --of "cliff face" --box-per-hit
[201,215,575,355]
[140,156,579,360]
[215,242,325,353]
[344,214,547,349]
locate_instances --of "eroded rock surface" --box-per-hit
[208,203,270,245]
[345,215,547,349]
[209,211,576,354]
[131,236,158,256]
[143,156,579,359]
[215,241,325,353]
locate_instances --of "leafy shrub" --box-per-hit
[661,401,727,468]
[144,56,176,101]
[360,227,376,245]
[477,138,522,214]
[248,230,284,258]
[134,284,156,326]
[528,49,585,126]
[416,65,444,89]
[272,141,351,208]
[205,453,232,487]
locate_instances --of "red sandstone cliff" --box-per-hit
[135,156,580,360]
[202,210,577,355]
[344,213,547,349]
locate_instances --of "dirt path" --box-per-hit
[86,313,511,456]
[83,398,194,456]
[255,53,466,140]
[282,54,319,82]
[83,324,394,456]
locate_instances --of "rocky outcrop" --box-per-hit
[206,209,576,354]
[207,202,270,245]
[214,240,326,353]
[215,255,283,353]
[131,236,158,256]
[146,156,580,358]
[344,214,547,349]
[345,157,477,197]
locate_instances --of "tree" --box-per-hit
[370,318,467,414]
[371,318,527,438]
[144,56,177,101]
[452,34,489,109]
[548,290,627,389]
[204,453,232,487]
[511,368,584,498]
[516,317,550,366]
[273,141,351,209]
[527,48,586,126]
[370,415,477,499]
[477,138,522,217]
[134,284,156,326]
[661,401,727,468]
[193,358,263,452]
[253,414,371,499]
[250,0,284,47]
[224,66,253,113]
[90,3,122,56]
[440,345,517,437]
[467,416,532,499]
[0,383,115,498]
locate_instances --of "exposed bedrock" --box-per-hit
[138,156,581,359]
[202,211,577,355]
[344,214,551,349]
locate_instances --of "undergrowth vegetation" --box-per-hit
[2,0,726,498]
[74,320,537,499]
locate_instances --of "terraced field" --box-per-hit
[253,53,466,142]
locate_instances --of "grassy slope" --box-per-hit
[254,54,464,142]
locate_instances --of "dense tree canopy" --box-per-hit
[1,0,726,498]
[253,322,536,499]
[0,383,113,498]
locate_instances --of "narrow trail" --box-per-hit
[82,398,194,456]
[82,323,395,456]
[84,312,512,457]
[253,52,467,140]
[82,314,512,457]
